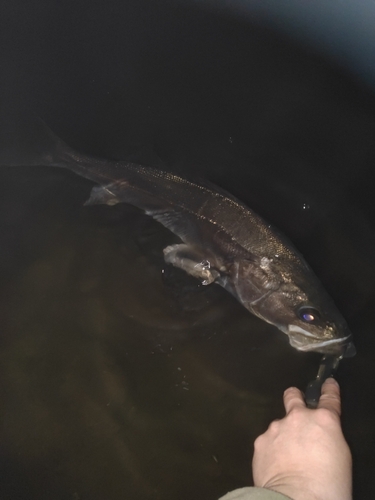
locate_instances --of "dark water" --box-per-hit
[1,1,375,499]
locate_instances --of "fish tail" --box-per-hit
[0,115,113,184]
[32,117,74,168]
[1,116,78,170]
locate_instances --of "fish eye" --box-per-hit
[297,306,321,323]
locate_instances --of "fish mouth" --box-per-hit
[288,325,355,356]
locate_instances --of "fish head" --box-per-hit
[251,280,355,358]
[285,311,355,358]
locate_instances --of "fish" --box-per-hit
[18,124,356,358]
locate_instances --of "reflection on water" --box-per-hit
[1,1,375,499]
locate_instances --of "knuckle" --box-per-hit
[253,434,265,450]
[287,407,304,422]
[268,420,280,433]
[316,407,339,424]
[319,393,341,411]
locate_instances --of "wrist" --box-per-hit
[262,475,318,500]
[262,474,352,500]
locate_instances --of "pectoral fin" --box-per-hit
[84,185,121,206]
[163,244,220,285]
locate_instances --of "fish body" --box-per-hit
[35,128,354,357]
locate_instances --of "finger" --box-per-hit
[283,386,306,414]
[317,377,341,416]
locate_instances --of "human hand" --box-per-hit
[252,378,352,500]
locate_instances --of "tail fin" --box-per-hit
[33,116,74,168]
[0,115,73,169]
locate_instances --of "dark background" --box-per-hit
[1,1,375,499]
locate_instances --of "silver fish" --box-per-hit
[34,127,355,357]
